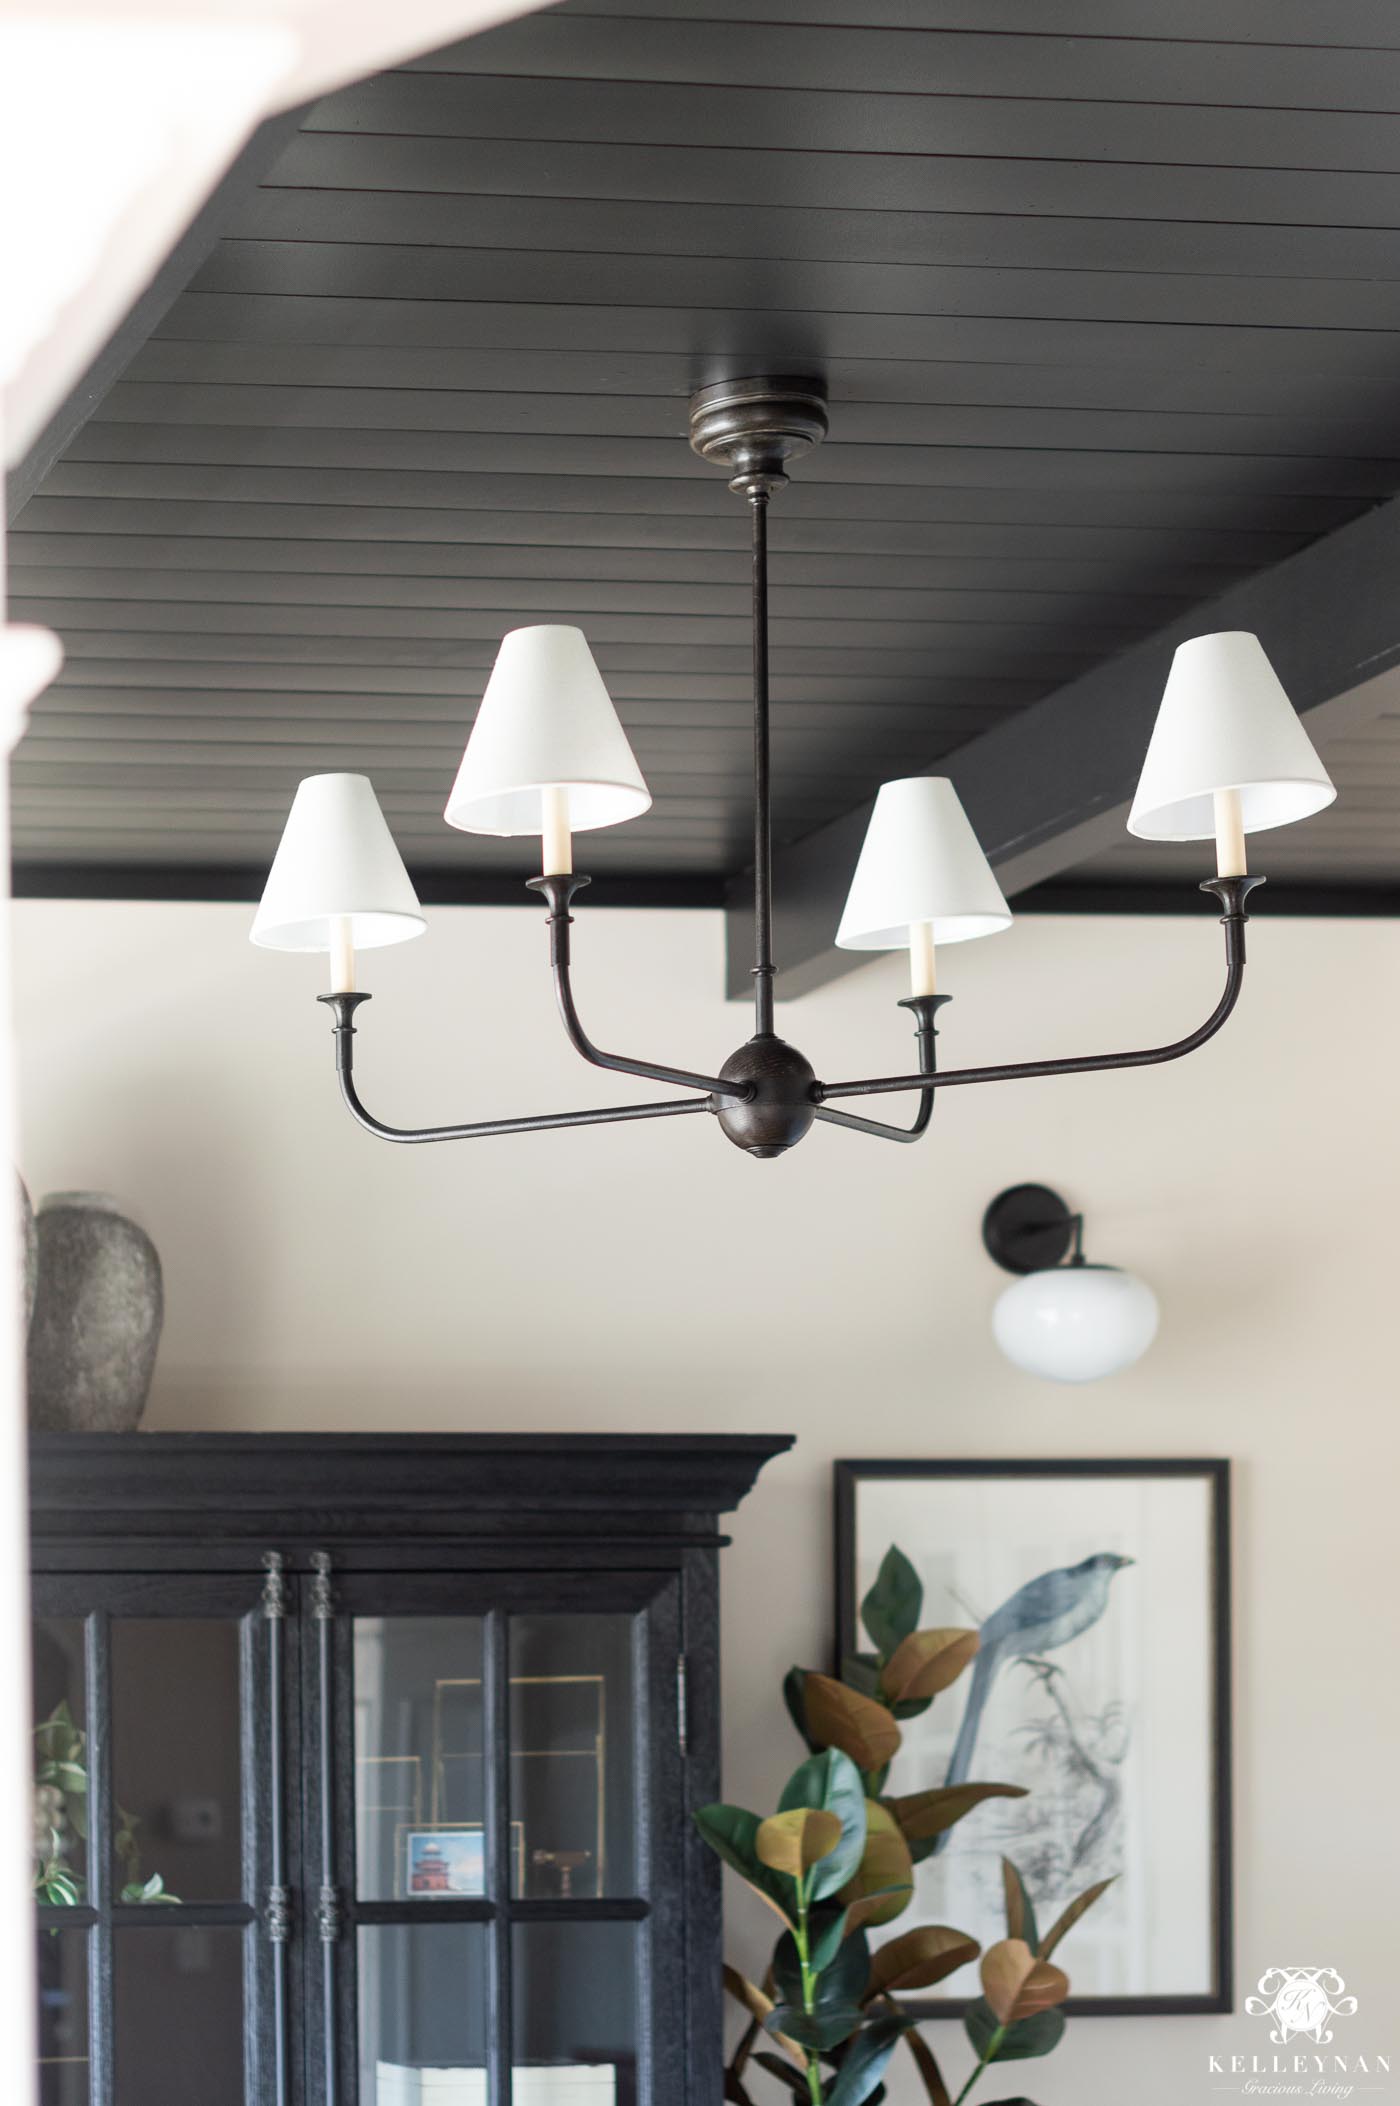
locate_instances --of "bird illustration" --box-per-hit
[934,1551,1133,1846]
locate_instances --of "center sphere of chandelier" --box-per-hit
[251,375,1337,1161]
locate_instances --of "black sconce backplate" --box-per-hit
[982,1182,1078,1274]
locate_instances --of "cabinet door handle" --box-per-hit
[262,1553,291,2106]
[311,1551,342,2106]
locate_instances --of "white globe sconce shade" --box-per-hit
[983,1183,1159,1384]
[444,625,651,838]
[250,772,426,955]
[835,776,1013,950]
[1128,630,1335,844]
[992,1265,1160,1384]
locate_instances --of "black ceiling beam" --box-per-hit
[4,108,303,523]
[10,861,725,911]
[727,490,1400,998]
[1012,879,1400,919]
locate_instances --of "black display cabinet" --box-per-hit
[29,1433,791,2106]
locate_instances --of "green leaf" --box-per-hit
[693,1804,796,1928]
[774,1926,870,2017]
[783,1668,820,1752]
[34,1702,84,1765]
[778,1749,868,1902]
[860,1548,923,1660]
[888,1693,935,1724]
[809,1905,854,1976]
[827,2014,911,2106]
[120,1874,180,1905]
[965,1999,1066,2063]
[1002,1860,1040,1954]
[768,2004,865,2053]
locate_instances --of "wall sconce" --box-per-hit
[982,1183,1160,1383]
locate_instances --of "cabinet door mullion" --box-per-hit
[84,1608,114,2106]
[639,1577,684,2106]
[483,1608,512,2106]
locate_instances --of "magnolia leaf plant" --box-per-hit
[696,1546,1113,2106]
[33,1701,180,1909]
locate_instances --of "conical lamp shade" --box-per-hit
[445,624,651,835]
[1128,630,1336,841]
[836,777,1012,949]
[251,773,425,953]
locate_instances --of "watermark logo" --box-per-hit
[1246,1968,1361,2047]
[1207,1967,1387,2095]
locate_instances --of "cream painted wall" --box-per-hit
[13,898,1400,2104]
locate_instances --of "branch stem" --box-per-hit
[794,1874,825,2106]
[950,2025,1006,2106]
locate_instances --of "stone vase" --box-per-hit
[18,1173,37,1328]
[27,1193,163,1433]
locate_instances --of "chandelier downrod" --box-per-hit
[751,488,774,1038]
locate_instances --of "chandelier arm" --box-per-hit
[814,1098,933,1142]
[815,878,1260,1106]
[317,994,713,1142]
[530,873,752,1101]
[813,991,947,1142]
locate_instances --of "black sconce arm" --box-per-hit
[813,993,947,1143]
[815,877,1261,1110]
[318,992,712,1143]
[530,873,751,1102]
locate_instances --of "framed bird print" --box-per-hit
[834,1458,1231,2016]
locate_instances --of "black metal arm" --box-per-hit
[815,878,1261,1108]
[814,993,947,1142]
[318,992,713,1142]
[530,873,751,1101]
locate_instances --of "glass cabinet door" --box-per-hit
[32,1574,278,2106]
[330,1572,683,2106]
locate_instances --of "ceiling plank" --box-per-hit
[567,0,1400,41]
[231,189,1400,284]
[414,16,1400,109]
[310,71,1400,173]
[188,241,1400,333]
[12,500,1309,566]
[267,128,1400,227]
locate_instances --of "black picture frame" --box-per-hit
[834,1457,1233,2018]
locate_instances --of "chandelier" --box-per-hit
[251,377,1335,1159]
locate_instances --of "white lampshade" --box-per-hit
[993,1265,1160,1384]
[835,776,1012,950]
[444,624,651,835]
[250,773,425,953]
[1128,630,1335,842]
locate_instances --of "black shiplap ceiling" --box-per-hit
[11,0,1400,899]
